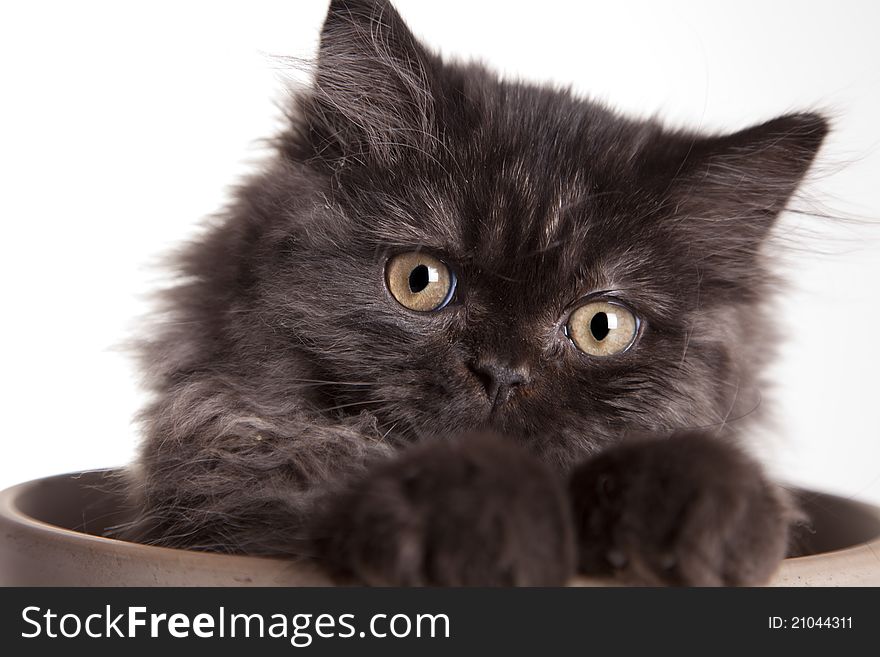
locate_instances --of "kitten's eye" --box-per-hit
[566,301,639,356]
[385,252,456,312]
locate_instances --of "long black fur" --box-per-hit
[120,0,828,585]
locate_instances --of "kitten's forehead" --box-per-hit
[454,87,660,261]
[330,76,695,319]
[352,102,671,314]
[455,150,648,283]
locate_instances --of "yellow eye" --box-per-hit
[385,252,456,312]
[566,301,639,356]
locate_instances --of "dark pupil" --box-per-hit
[590,312,610,341]
[408,265,431,293]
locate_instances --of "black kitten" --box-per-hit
[122,0,826,586]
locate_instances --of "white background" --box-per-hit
[1,1,878,503]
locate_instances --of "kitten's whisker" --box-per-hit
[715,377,742,436]
[377,421,400,445]
[679,328,693,366]
[673,392,763,432]
[289,378,374,387]
[319,399,400,413]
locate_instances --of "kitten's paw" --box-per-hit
[314,435,575,586]
[569,432,790,586]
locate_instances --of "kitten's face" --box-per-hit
[244,0,826,467]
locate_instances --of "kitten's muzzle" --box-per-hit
[467,359,530,410]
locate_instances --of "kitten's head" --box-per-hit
[163,0,827,467]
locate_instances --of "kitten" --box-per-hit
[122,0,827,585]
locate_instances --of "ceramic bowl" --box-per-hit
[1,469,878,586]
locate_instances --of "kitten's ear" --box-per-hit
[303,0,439,166]
[667,113,828,248]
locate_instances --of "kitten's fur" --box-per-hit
[123,0,827,585]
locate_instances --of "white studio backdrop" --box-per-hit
[1,0,878,503]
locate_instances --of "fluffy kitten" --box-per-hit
[123,0,827,585]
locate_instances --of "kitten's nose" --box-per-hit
[467,359,530,408]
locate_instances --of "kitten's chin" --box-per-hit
[473,402,536,441]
